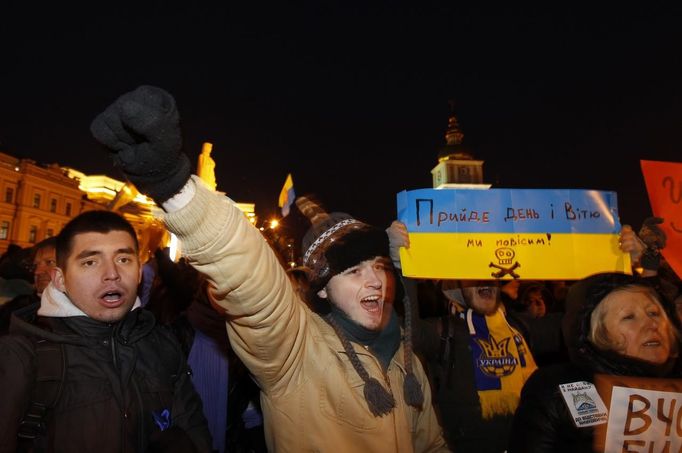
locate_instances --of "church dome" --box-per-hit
[436,114,475,162]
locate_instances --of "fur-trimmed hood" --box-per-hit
[561,272,680,377]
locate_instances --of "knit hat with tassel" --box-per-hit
[296,196,424,416]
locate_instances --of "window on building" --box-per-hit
[4,187,13,203]
[65,202,72,216]
[50,198,57,213]
[0,221,9,240]
[46,228,54,238]
[33,194,41,209]
[29,225,37,243]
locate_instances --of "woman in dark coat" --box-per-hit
[508,272,681,453]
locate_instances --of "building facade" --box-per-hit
[0,151,255,257]
[0,152,104,253]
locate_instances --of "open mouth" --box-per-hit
[360,295,381,313]
[643,340,661,347]
[100,290,124,307]
[477,287,495,299]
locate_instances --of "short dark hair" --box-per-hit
[56,210,139,269]
[34,236,57,254]
[28,236,58,270]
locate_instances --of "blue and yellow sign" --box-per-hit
[396,188,631,280]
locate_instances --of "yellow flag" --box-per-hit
[278,174,295,217]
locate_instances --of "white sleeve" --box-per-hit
[161,178,196,212]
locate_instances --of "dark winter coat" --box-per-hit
[508,273,682,453]
[406,279,537,453]
[0,303,212,453]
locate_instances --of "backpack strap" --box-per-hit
[17,339,66,441]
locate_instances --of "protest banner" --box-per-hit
[594,374,682,453]
[641,160,682,279]
[396,188,631,280]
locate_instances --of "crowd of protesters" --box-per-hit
[0,85,679,452]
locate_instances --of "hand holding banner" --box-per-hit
[640,160,682,279]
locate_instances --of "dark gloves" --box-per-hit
[90,85,191,204]
[639,217,666,271]
[639,217,666,249]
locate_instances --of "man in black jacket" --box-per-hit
[0,237,57,334]
[387,220,538,453]
[0,210,212,452]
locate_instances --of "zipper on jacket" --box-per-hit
[384,371,392,391]
[109,330,131,453]
[132,377,145,452]
[110,332,119,370]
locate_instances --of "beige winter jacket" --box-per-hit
[164,178,449,452]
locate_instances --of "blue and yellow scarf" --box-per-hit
[459,307,537,419]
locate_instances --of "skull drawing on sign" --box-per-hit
[490,248,521,279]
[495,247,515,265]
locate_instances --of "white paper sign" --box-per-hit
[559,381,609,428]
[604,385,682,453]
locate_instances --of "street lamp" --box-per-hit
[259,218,280,231]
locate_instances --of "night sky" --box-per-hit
[2,4,681,243]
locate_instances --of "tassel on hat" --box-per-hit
[400,284,424,409]
[325,313,396,416]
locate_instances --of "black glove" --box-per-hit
[639,216,666,249]
[639,217,666,271]
[90,85,191,203]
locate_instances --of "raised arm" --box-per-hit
[91,86,309,394]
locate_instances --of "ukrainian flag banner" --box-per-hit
[278,173,295,217]
[397,188,631,280]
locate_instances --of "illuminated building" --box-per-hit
[63,168,166,260]
[431,110,491,190]
[0,152,100,253]
[0,151,255,256]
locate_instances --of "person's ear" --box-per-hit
[52,267,66,292]
[317,288,328,299]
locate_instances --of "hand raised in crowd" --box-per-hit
[639,216,666,250]
[90,85,191,204]
[386,220,409,269]
[620,218,667,275]
[619,224,645,263]
[638,216,666,272]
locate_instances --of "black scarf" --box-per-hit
[330,305,400,371]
